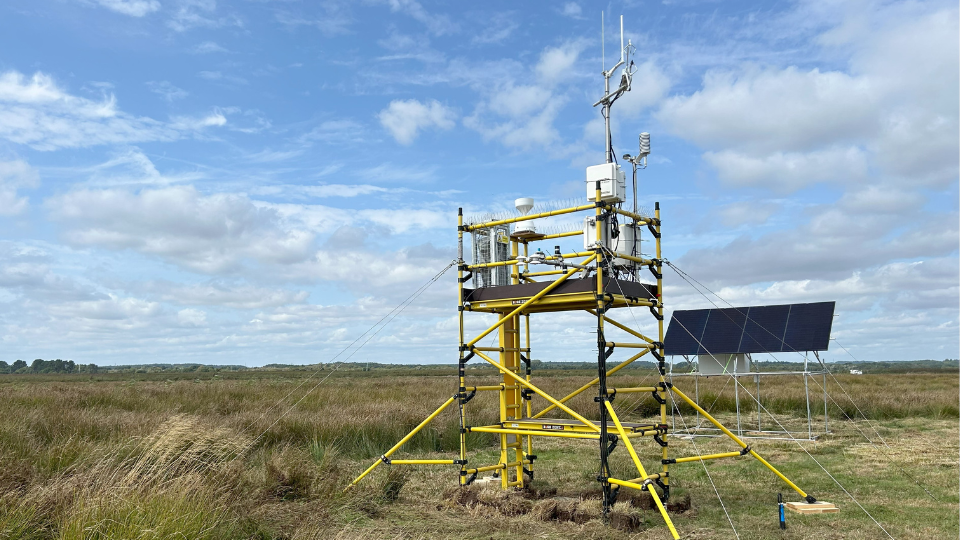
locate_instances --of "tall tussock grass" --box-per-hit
[0,413,375,539]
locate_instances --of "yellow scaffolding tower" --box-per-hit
[347,186,818,539]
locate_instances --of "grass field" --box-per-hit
[0,367,956,539]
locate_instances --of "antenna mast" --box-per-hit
[594,15,635,164]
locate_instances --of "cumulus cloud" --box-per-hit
[657,3,958,193]
[676,191,958,287]
[0,160,40,216]
[703,146,869,192]
[651,3,958,362]
[378,99,456,145]
[48,186,316,274]
[465,40,593,152]
[176,308,207,327]
[716,201,778,228]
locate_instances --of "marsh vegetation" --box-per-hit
[0,367,956,539]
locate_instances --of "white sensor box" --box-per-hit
[585,163,626,203]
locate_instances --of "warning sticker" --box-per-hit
[541,424,564,431]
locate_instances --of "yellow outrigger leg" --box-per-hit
[604,400,680,540]
[346,395,458,490]
[671,385,812,501]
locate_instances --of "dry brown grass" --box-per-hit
[0,369,956,539]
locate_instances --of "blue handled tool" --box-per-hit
[778,493,786,530]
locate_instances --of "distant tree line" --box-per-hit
[0,359,99,374]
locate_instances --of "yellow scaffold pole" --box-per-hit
[604,400,680,539]
[474,350,601,432]
[671,385,810,499]
[533,349,649,418]
[346,395,457,490]
[466,255,597,348]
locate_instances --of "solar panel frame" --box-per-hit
[664,301,835,355]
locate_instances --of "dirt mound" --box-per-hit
[617,489,692,513]
[441,484,532,516]
[442,484,680,533]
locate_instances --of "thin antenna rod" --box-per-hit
[620,15,624,61]
[601,11,604,72]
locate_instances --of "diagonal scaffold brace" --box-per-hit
[346,255,599,491]
[669,384,816,503]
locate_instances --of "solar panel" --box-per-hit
[699,308,747,355]
[741,305,790,353]
[664,302,835,355]
[663,309,709,355]
[783,302,835,352]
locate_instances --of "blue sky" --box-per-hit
[0,0,956,366]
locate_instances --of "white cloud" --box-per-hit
[167,0,242,32]
[615,60,671,118]
[659,67,878,155]
[176,308,207,327]
[716,201,778,228]
[50,295,161,323]
[464,40,594,152]
[657,3,958,193]
[0,71,172,151]
[169,110,227,130]
[84,148,203,187]
[0,70,229,151]
[383,0,458,36]
[560,3,581,18]
[275,9,351,36]
[91,0,160,17]
[192,41,228,54]
[48,186,316,274]
[534,40,586,84]
[197,70,247,85]
[378,99,456,145]
[677,192,957,287]
[703,146,869,192]
[277,226,455,290]
[146,80,188,102]
[472,12,519,45]
[153,282,308,309]
[466,98,565,151]
[0,160,39,216]
[298,119,366,145]
[257,184,388,199]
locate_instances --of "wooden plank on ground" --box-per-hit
[785,501,839,514]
